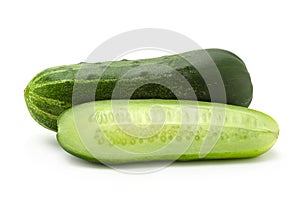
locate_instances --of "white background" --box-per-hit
[1,0,299,199]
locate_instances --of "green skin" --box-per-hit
[24,49,253,131]
[57,100,278,164]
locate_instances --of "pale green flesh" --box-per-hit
[57,100,279,164]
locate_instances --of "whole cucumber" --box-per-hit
[24,49,252,131]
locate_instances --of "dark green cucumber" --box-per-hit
[57,100,278,164]
[25,49,253,131]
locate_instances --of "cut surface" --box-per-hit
[57,100,278,164]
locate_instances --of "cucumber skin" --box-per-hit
[25,49,253,131]
[57,100,278,164]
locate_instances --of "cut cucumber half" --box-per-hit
[57,100,278,164]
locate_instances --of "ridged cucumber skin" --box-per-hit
[57,100,278,164]
[25,49,253,131]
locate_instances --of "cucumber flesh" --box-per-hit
[57,100,278,164]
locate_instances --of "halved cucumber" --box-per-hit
[57,100,278,164]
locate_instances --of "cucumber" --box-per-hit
[57,100,278,164]
[25,49,253,131]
